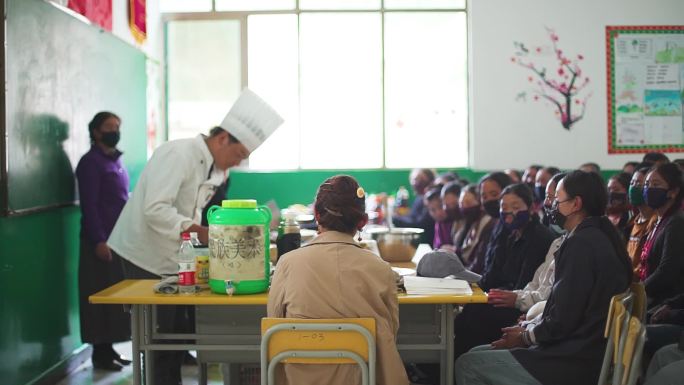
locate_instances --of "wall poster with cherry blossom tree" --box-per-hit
[511,27,592,131]
[606,26,684,154]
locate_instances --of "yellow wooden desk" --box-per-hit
[91,279,486,385]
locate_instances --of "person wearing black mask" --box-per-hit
[453,183,555,359]
[479,172,513,219]
[76,112,131,371]
[541,172,567,234]
[639,163,684,310]
[438,181,464,253]
[478,172,513,274]
[456,170,631,385]
[626,166,656,279]
[454,184,495,274]
[607,171,633,240]
[534,166,560,208]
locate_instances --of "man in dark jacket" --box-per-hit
[393,168,436,246]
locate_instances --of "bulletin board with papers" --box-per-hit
[607,26,684,154]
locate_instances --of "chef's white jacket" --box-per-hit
[108,135,226,275]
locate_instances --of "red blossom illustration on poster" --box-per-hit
[512,27,592,130]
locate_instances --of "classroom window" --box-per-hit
[164,4,468,169]
[160,0,213,13]
[166,20,242,141]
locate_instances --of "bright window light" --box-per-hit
[215,0,296,11]
[384,12,468,168]
[167,20,242,140]
[247,14,300,170]
[160,0,212,13]
[299,13,383,169]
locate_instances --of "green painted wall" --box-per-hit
[228,168,488,208]
[0,1,148,384]
[0,208,81,385]
[228,168,620,209]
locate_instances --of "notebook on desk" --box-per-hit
[403,276,472,295]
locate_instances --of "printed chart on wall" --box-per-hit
[607,26,684,154]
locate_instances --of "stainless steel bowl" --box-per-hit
[365,227,424,262]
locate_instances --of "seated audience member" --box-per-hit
[477,172,513,273]
[579,161,601,174]
[644,343,684,385]
[627,166,656,279]
[439,181,464,252]
[453,183,555,358]
[607,172,634,240]
[268,175,409,385]
[394,168,436,246]
[424,185,453,250]
[643,152,670,167]
[488,175,567,320]
[541,172,567,233]
[533,166,560,213]
[522,165,542,191]
[504,169,522,184]
[639,163,684,310]
[455,184,495,274]
[478,184,556,292]
[435,171,458,186]
[623,161,640,175]
[533,167,560,205]
[644,292,684,370]
[455,170,631,385]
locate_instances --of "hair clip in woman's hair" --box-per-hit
[357,187,365,199]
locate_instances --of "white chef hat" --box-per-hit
[219,89,284,152]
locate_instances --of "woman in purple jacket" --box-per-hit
[76,112,131,371]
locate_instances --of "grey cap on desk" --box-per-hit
[416,250,481,283]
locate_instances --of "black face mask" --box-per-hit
[608,192,628,207]
[101,131,121,148]
[483,199,500,218]
[549,204,567,228]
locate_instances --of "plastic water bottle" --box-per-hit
[189,232,202,247]
[178,232,196,294]
[190,232,209,285]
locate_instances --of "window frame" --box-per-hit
[162,0,469,170]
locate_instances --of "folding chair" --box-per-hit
[621,316,646,385]
[598,291,634,385]
[260,318,376,385]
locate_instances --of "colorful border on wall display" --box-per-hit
[607,25,684,154]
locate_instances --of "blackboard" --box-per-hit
[1,0,148,215]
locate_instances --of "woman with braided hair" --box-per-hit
[268,175,409,385]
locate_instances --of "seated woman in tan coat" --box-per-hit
[268,175,409,385]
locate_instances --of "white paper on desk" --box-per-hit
[403,276,472,295]
[391,267,416,277]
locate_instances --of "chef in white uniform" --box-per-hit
[107,89,283,385]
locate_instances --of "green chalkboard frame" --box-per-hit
[2,0,148,216]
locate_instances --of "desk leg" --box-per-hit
[440,304,447,385]
[446,304,455,385]
[132,305,142,385]
[145,305,155,385]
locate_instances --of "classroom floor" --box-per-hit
[56,342,225,385]
[57,342,424,385]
